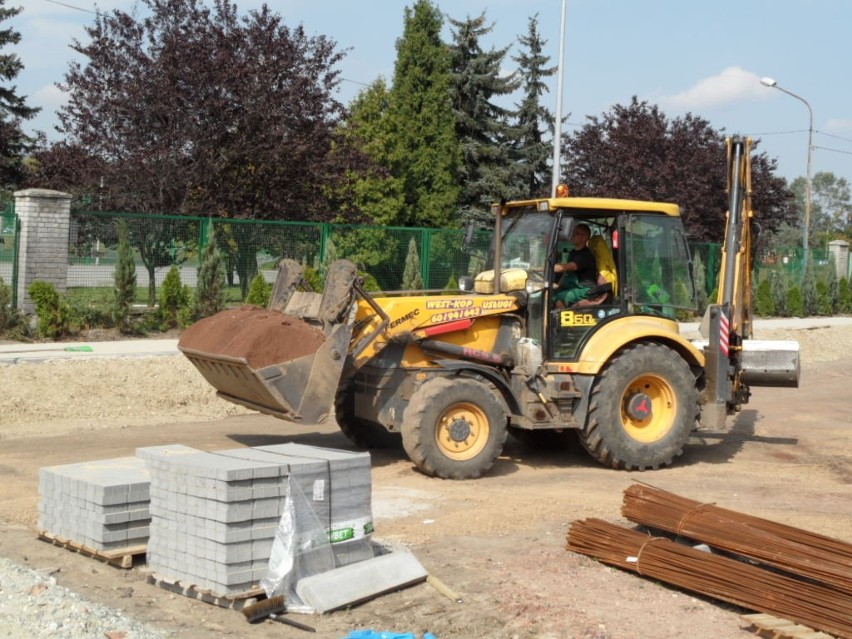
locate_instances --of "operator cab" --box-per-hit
[486,195,697,362]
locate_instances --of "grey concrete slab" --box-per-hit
[295,551,428,613]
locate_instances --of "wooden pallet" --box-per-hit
[741,613,837,639]
[145,573,264,611]
[37,530,146,569]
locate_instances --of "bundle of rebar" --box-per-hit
[567,518,852,639]
[620,483,852,596]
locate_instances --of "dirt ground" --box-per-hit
[0,323,850,639]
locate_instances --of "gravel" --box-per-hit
[0,557,169,639]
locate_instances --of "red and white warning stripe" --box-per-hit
[719,310,730,357]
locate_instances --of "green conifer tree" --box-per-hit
[510,14,556,199]
[801,258,817,317]
[112,220,137,333]
[387,0,461,228]
[193,221,227,320]
[402,237,424,290]
[245,272,271,307]
[343,79,406,225]
[159,265,188,329]
[754,276,775,317]
[448,12,521,220]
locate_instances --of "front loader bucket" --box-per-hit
[178,260,361,423]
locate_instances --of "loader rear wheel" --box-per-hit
[402,377,508,480]
[579,342,698,470]
[334,386,401,449]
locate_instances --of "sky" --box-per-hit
[9,0,852,186]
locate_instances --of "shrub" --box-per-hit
[28,281,74,338]
[304,265,323,292]
[839,277,852,314]
[692,252,709,316]
[770,268,789,317]
[245,272,271,307]
[444,271,458,291]
[159,265,189,329]
[815,280,833,316]
[0,275,20,333]
[786,285,804,318]
[801,260,817,317]
[754,277,775,317]
[359,270,381,293]
[112,220,137,334]
[193,222,227,320]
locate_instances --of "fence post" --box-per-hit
[13,189,71,314]
[319,223,330,268]
[421,228,431,288]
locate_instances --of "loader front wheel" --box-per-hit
[334,386,401,449]
[402,377,508,479]
[579,342,698,471]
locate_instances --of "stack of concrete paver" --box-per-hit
[138,442,374,597]
[37,457,151,551]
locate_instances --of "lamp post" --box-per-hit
[760,76,813,265]
[551,0,567,196]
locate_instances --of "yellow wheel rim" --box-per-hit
[435,402,490,461]
[620,374,677,443]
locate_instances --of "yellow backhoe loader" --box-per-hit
[179,137,799,479]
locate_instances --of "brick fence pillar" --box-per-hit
[14,188,71,314]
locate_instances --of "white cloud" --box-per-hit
[658,66,770,111]
[824,118,852,134]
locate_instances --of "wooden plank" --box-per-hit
[37,530,146,569]
[740,613,836,639]
[145,573,263,611]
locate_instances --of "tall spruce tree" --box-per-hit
[0,0,41,191]
[511,14,556,199]
[387,0,460,228]
[448,12,520,222]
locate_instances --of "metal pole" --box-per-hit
[550,0,567,197]
[761,79,813,266]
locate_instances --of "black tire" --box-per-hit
[579,342,698,470]
[402,376,508,479]
[334,385,401,449]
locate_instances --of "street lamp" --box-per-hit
[551,0,568,196]
[760,76,813,265]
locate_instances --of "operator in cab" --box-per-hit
[554,223,597,309]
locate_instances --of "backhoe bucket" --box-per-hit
[178,260,360,423]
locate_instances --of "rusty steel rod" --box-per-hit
[567,518,852,639]
[620,483,852,596]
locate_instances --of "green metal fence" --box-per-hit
[7,198,847,314]
[0,201,18,306]
[67,211,495,305]
[60,209,738,307]
[0,204,773,310]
